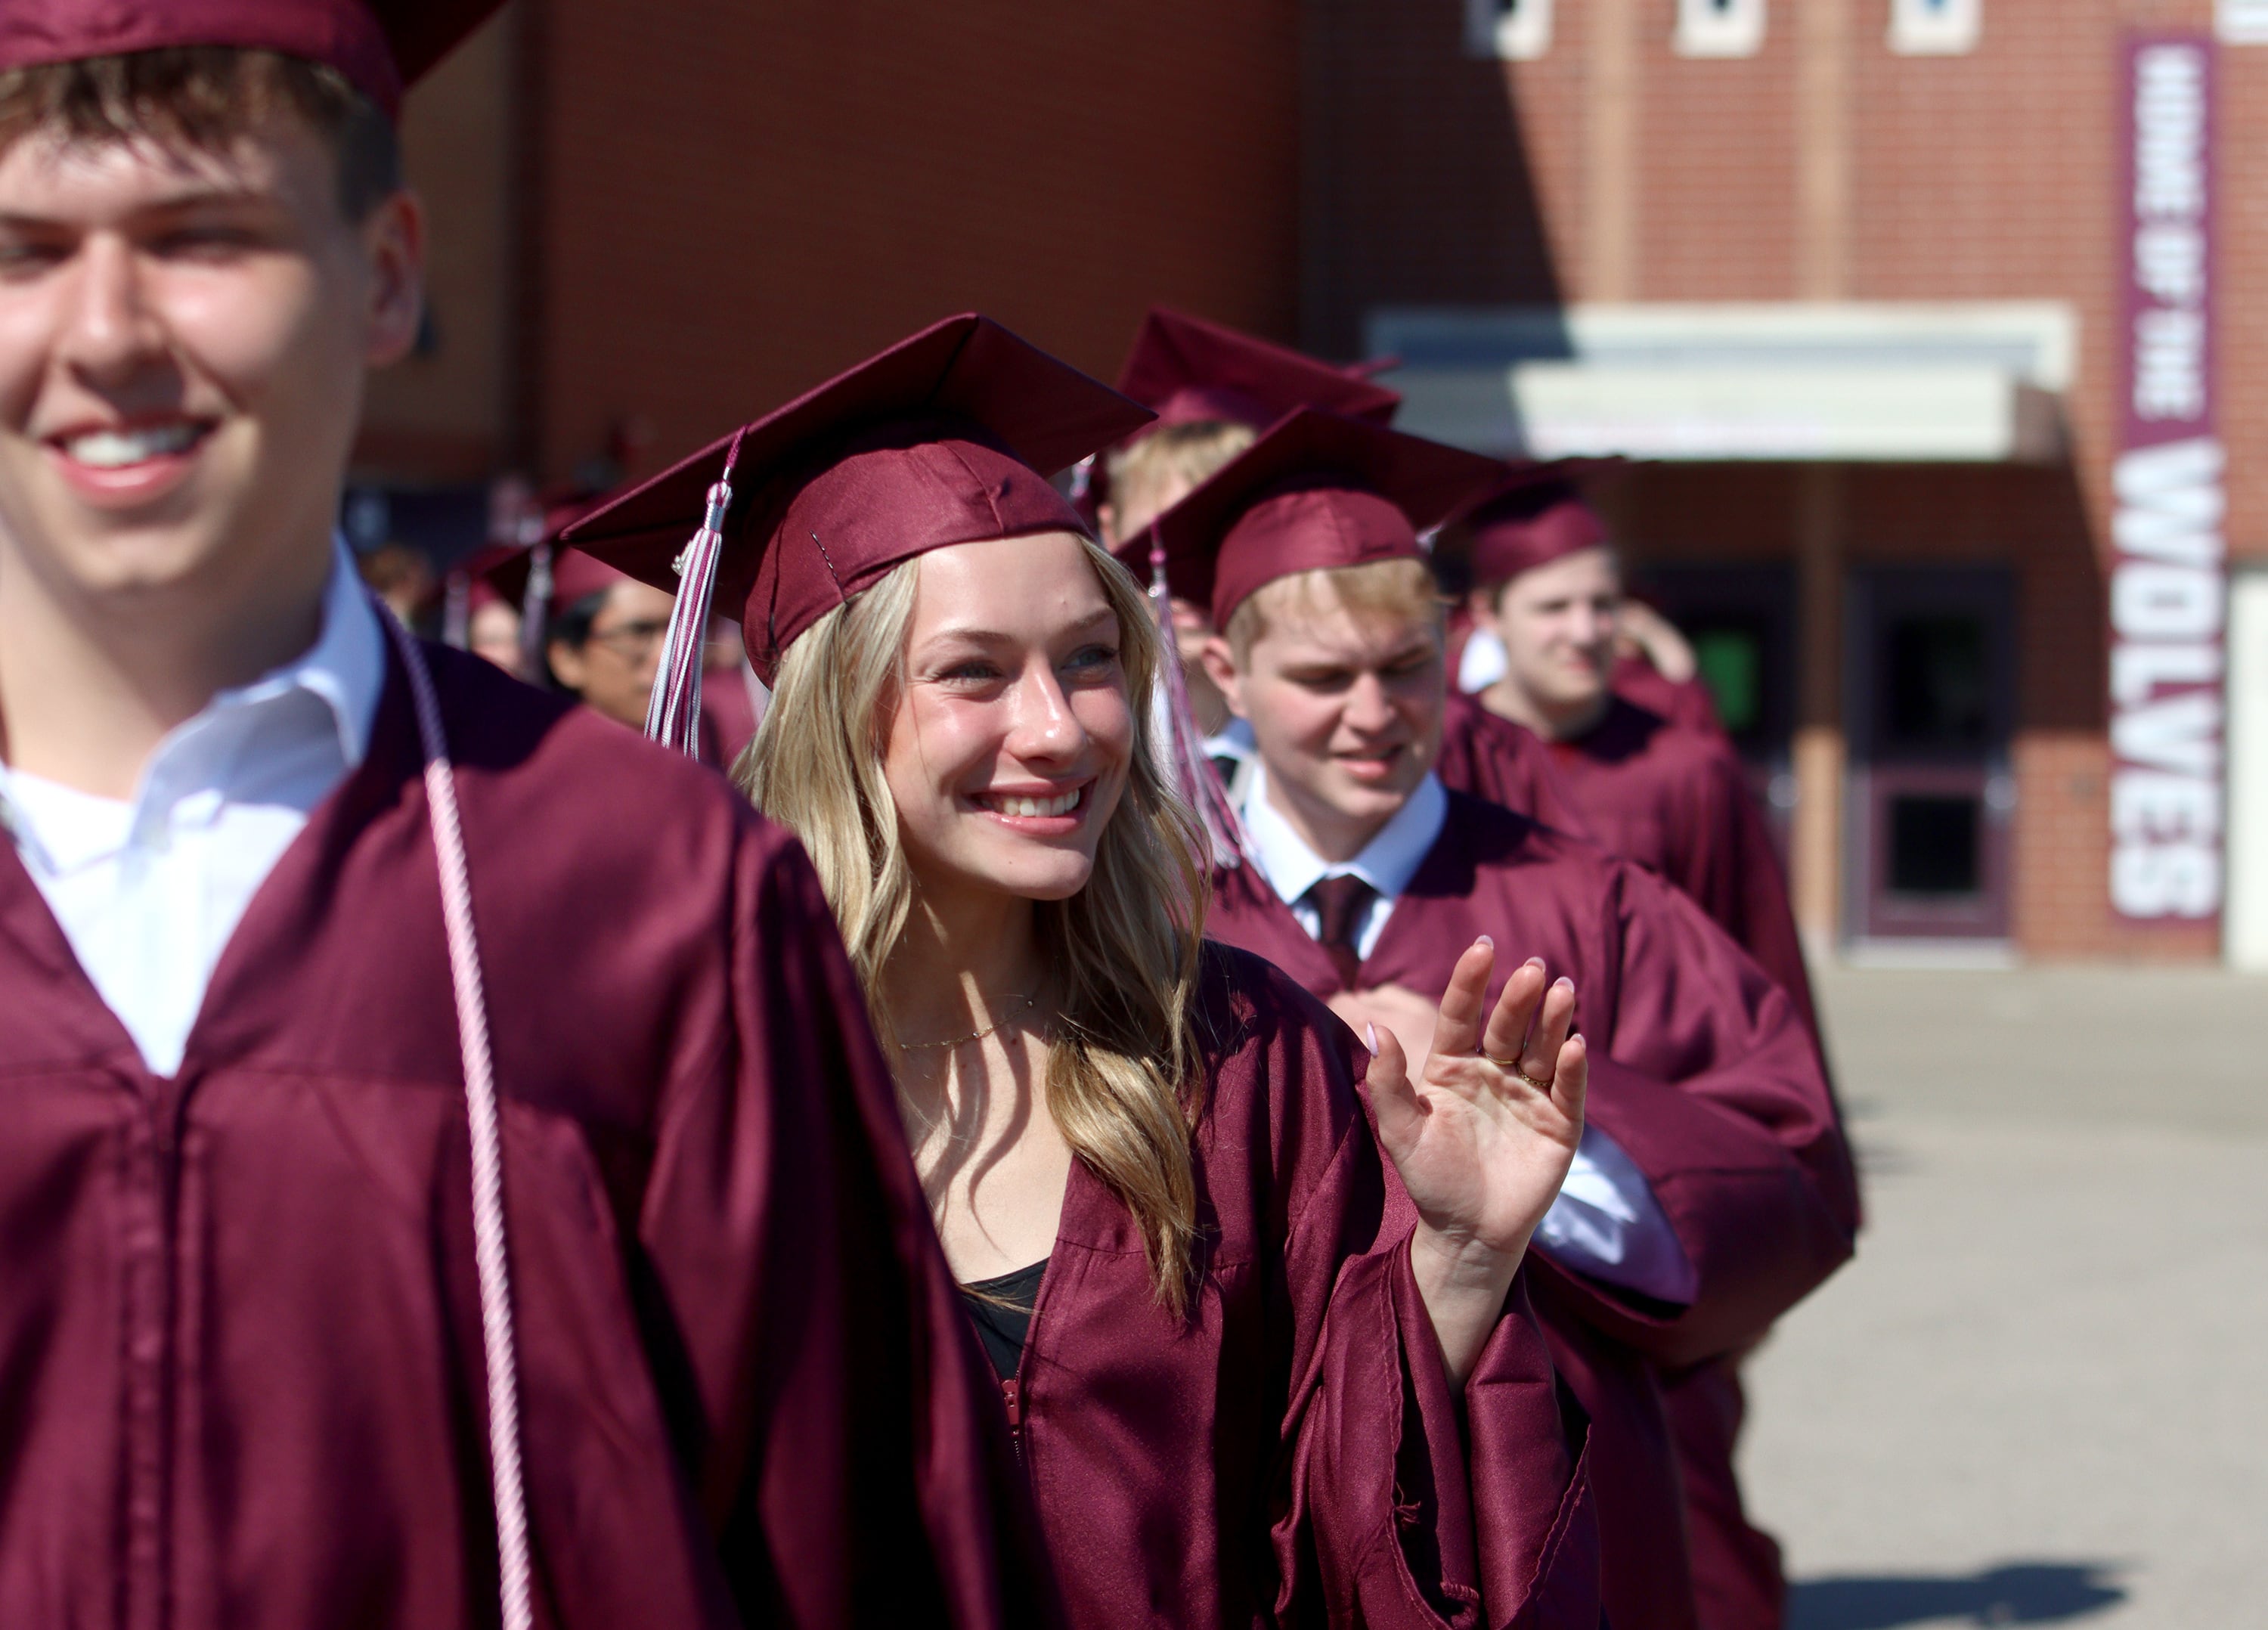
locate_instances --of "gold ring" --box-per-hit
[1485,1056,1552,1091]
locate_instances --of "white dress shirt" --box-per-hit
[1243,762,1444,960]
[1241,765,1696,1305]
[0,541,385,1076]
[1458,626,1508,693]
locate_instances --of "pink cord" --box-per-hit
[383,611,534,1630]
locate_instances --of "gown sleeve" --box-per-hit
[1546,860,1859,1369]
[1658,739,1827,1052]
[1246,968,1600,1630]
[1437,695,1596,844]
[634,825,1060,1630]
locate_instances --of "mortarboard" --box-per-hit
[465,489,621,678]
[0,0,507,122]
[476,528,628,624]
[1448,466,1622,588]
[1081,307,1402,521]
[563,313,1153,751]
[1115,306,1402,432]
[1138,408,1501,631]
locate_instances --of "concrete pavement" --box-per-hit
[1742,965,2268,1630]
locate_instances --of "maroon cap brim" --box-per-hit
[1115,306,1403,429]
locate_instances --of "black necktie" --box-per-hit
[1303,874,1377,990]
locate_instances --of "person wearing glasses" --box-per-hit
[542,553,677,731]
[479,541,680,728]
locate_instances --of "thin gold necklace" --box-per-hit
[898,993,1040,1052]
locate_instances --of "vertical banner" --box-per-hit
[2109,33,2224,924]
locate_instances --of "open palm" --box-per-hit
[1368,941,1587,1261]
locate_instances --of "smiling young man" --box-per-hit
[1089,308,1407,792]
[1149,409,1860,1630]
[0,7,1042,1628]
[1438,475,1851,1630]
[1440,475,1824,1049]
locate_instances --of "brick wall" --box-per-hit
[1301,0,1566,352]
[1306,0,2252,957]
[1608,454,2229,962]
[356,5,519,482]
[527,0,1303,482]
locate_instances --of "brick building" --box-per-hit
[1312,0,2268,965]
[357,0,2268,965]
[358,0,1301,500]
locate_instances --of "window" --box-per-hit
[1879,613,1991,753]
[1890,0,1980,54]
[1675,0,1766,58]
[1466,0,1552,61]
[1692,625,1765,739]
[1886,795,1983,897]
[2222,1,2268,45]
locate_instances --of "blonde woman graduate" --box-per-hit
[565,315,1603,1630]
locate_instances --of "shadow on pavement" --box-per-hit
[1789,1562,2126,1628]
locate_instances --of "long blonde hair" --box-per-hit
[738,533,1210,1311]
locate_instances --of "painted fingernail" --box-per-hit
[1475,934,1494,950]
[1365,1023,1379,1055]
[1554,975,1574,990]
[1527,956,1547,971]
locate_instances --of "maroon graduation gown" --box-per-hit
[1206,794,1857,1630]
[1659,1359,1786,1630]
[1433,693,1594,844]
[1015,943,1598,1630]
[0,641,1048,1630]
[1611,653,1722,739]
[1439,700,1841,1630]
[1438,693,1821,1048]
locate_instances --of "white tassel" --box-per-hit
[644,432,747,758]
[516,542,554,681]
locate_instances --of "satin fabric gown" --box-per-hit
[1438,691,1823,1056]
[1438,691,1854,1630]
[1206,792,1857,1630]
[1006,941,1600,1630]
[0,642,1047,1630]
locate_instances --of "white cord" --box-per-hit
[384,611,534,1630]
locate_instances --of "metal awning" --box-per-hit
[1364,302,2077,463]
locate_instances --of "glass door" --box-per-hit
[1845,569,2016,942]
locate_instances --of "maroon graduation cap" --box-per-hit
[1080,308,1404,522]
[1139,408,1501,631]
[1116,307,1403,432]
[563,313,1152,751]
[0,0,506,121]
[1448,462,1628,588]
[473,492,623,618]
[457,488,624,677]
